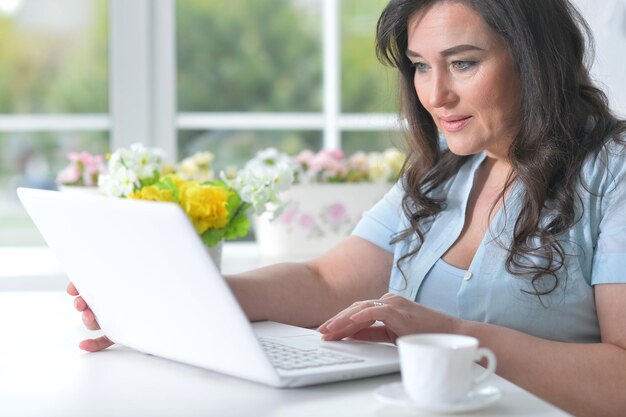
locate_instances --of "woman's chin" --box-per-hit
[445,144,483,157]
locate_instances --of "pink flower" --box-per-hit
[309,150,347,180]
[348,152,368,172]
[56,165,81,184]
[298,214,316,229]
[278,209,297,225]
[325,203,348,224]
[295,150,316,168]
[56,151,107,187]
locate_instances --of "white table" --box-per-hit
[0,246,572,417]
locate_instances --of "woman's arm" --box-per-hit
[319,284,626,417]
[457,284,626,417]
[227,236,393,327]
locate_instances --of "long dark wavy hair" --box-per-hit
[378,0,626,295]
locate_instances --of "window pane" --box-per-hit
[0,131,109,246]
[340,0,396,113]
[178,129,322,170]
[176,0,323,112]
[342,130,404,156]
[0,0,108,114]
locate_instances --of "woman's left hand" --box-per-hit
[317,293,460,344]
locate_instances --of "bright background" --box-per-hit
[0,0,624,247]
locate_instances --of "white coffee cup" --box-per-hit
[397,333,497,405]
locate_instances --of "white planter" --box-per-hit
[255,183,392,257]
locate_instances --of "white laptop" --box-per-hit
[18,187,399,387]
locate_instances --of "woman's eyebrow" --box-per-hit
[406,44,485,58]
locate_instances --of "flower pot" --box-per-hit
[254,182,392,257]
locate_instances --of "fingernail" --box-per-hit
[326,322,338,332]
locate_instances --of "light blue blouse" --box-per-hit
[416,258,466,317]
[352,141,626,343]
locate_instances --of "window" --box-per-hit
[175,0,400,171]
[0,0,401,247]
[0,0,109,246]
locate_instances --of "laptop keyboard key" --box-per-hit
[259,338,364,370]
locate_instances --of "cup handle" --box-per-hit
[473,347,497,385]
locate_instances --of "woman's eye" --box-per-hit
[451,61,476,71]
[413,62,429,73]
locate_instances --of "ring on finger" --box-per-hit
[373,301,385,307]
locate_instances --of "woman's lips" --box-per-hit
[440,116,472,132]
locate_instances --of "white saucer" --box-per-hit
[374,382,502,414]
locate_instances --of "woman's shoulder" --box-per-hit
[581,134,626,193]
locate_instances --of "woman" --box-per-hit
[69,1,626,416]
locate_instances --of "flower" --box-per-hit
[293,147,405,184]
[383,148,405,181]
[179,182,230,233]
[98,143,167,197]
[128,173,249,248]
[56,151,107,187]
[94,144,299,248]
[178,151,215,182]
[223,148,296,217]
[77,143,404,249]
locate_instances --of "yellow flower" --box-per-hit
[128,185,175,202]
[161,163,177,175]
[383,148,405,176]
[180,183,231,234]
[165,174,193,197]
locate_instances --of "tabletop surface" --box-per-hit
[0,244,572,417]
[0,291,573,417]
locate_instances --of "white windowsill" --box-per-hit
[0,243,310,291]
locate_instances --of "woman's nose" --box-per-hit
[427,72,456,108]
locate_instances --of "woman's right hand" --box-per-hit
[66,282,114,352]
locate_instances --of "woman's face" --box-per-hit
[407,2,522,160]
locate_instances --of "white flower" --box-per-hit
[250,148,293,167]
[98,142,167,197]
[179,151,215,182]
[98,166,139,197]
[223,148,296,216]
[123,143,165,179]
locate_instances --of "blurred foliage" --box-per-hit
[0,1,108,113]
[342,130,405,155]
[177,0,323,112]
[0,0,396,115]
[341,0,397,113]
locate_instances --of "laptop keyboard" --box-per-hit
[259,337,365,370]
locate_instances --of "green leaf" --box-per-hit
[139,170,161,188]
[224,211,250,240]
[200,179,225,187]
[156,176,180,200]
[201,228,226,248]
[225,190,242,222]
